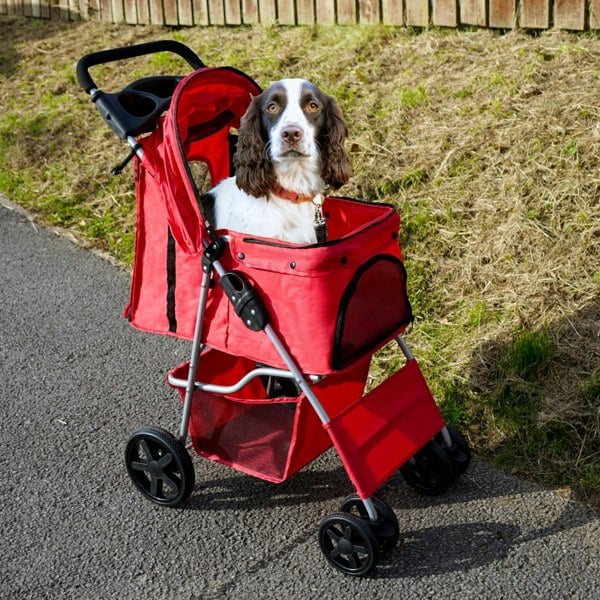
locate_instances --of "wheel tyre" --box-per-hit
[400,439,454,496]
[339,494,400,554]
[436,426,471,477]
[318,512,380,577]
[125,427,195,507]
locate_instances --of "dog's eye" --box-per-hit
[306,101,320,113]
[266,102,279,113]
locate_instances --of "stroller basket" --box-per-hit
[169,349,371,482]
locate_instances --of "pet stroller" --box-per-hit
[77,41,470,577]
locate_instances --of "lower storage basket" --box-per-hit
[169,348,371,483]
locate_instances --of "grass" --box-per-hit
[1,16,599,509]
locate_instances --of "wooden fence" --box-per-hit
[2,0,600,29]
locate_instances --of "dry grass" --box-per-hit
[1,17,598,507]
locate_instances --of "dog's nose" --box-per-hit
[281,126,303,143]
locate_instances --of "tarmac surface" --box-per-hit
[1,197,599,599]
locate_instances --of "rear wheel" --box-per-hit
[400,439,454,496]
[125,427,195,507]
[437,426,471,477]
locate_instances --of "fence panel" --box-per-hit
[405,0,428,26]
[3,0,600,29]
[460,0,486,25]
[489,0,515,28]
[520,0,550,28]
[554,0,585,29]
[432,0,457,27]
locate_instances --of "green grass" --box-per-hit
[1,16,599,509]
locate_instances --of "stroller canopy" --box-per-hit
[146,66,261,256]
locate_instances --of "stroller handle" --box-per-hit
[76,40,204,93]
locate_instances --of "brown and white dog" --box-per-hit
[202,79,351,244]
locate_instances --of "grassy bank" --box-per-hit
[1,16,598,508]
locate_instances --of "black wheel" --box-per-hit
[318,512,380,577]
[340,494,400,554]
[400,439,454,496]
[125,427,195,507]
[436,426,471,477]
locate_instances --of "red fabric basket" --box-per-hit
[169,349,371,483]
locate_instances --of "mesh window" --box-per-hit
[333,255,413,370]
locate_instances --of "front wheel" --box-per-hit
[318,512,380,577]
[339,494,400,554]
[125,427,195,507]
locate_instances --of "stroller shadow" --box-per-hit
[184,457,598,579]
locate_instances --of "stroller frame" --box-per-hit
[77,41,471,577]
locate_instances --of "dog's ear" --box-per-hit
[320,96,352,190]
[233,94,276,197]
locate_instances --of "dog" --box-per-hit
[201,78,351,244]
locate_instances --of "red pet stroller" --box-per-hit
[77,41,470,577]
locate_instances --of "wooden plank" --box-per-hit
[337,0,356,23]
[297,0,314,24]
[591,0,600,29]
[224,0,240,23]
[489,0,515,28]
[405,0,428,26]
[316,0,335,23]
[163,0,178,23]
[40,0,50,17]
[123,0,136,22]
[192,0,208,24]
[358,0,380,23]
[520,0,549,28]
[77,0,88,20]
[87,0,100,19]
[24,0,32,15]
[110,0,124,21]
[240,0,257,23]
[178,0,192,23]
[460,0,486,25]
[432,0,457,26]
[554,0,585,29]
[58,0,70,18]
[258,0,276,23]
[207,0,224,22]
[277,0,295,24]
[148,0,163,23]
[135,0,149,22]
[382,0,403,25]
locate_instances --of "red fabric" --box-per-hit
[169,349,371,482]
[126,66,413,374]
[324,359,445,499]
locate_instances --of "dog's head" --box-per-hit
[233,79,351,197]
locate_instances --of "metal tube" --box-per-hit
[263,325,331,425]
[361,498,379,523]
[396,334,414,361]
[439,426,453,448]
[178,267,211,442]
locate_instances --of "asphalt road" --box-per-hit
[1,197,598,599]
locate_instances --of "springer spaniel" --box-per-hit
[201,78,351,244]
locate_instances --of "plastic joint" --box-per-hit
[219,271,270,331]
[202,239,225,273]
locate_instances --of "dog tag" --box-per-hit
[314,200,327,243]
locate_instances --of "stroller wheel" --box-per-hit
[339,494,400,554]
[436,426,471,477]
[400,439,454,496]
[125,427,195,507]
[318,512,379,577]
